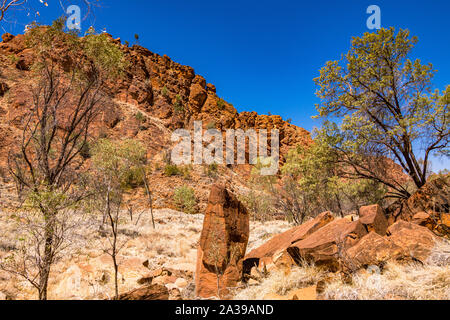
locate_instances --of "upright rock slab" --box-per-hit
[359,204,389,235]
[195,184,249,299]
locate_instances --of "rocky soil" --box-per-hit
[0,208,289,300]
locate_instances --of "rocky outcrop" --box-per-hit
[243,211,334,273]
[347,232,406,268]
[387,221,437,263]
[118,284,169,300]
[287,219,368,271]
[1,33,14,43]
[195,184,249,299]
[0,81,8,97]
[387,174,450,223]
[359,204,389,235]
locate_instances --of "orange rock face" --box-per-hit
[388,174,449,223]
[387,221,437,263]
[243,211,334,273]
[195,184,249,299]
[347,232,406,268]
[359,204,389,235]
[287,218,368,271]
[118,284,169,300]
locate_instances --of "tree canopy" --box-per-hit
[314,27,449,198]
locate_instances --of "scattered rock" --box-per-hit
[1,33,14,43]
[387,221,437,263]
[243,211,334,274]
[0,81,9,97]
[347,232,406,268]
[263,285,317,300]
[359,204,389,235]
[412,212,435,231]
[287,218,367,271]
[174,278,188,289]
[195,184,250,299]
[118,284,169,300]
[169,287,182,300]
[387,174,449,223]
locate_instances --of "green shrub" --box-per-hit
[173,185,197,214]
[181,165,192,180]
[206,121,216,130]
[161,86,169,97]
[135,111,145,122]
[205,162,218,177]
[174,95,184,113]
[80,142,92,159]
[164,164,181,177]
[217,98,225,110]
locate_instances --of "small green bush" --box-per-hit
[217,98,225,110]
[164,164,181,177]
[205,162,218,177]
[173,185,197,214]
[135,111,145,122]
[206,121,216,130]
[181,165,192,180]
[161,86,169,97]
[80,142,92,159]
[174,95,184,113]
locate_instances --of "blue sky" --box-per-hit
[1,0,448,171]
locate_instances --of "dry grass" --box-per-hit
[235,239,450,301]
[234,262,326,300]
[323,239,450,300]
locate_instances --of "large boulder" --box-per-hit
[347,232,406,268]
[287,218,368,271]
[1,33,14,43]
[0,81,8,97]
[387,221,437,263]
[118,284,169,300]
[359,204,389,235]
[387,174,449,223]
[195,184,249,299]
[243,211,334,273]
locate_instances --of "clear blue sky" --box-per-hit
[1,0,449,171]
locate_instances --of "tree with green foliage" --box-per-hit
[90,139,147,299]
[281,137,386,223]
[4,21,126,300]
[173,185,197,214]
[314,27,449,199]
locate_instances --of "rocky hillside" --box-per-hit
[0,31,311,209]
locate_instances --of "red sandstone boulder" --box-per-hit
[359,204,389,235]
[195,184,249,299]
[118,284,169,300]
[1,33,14,43]
[243,211,334,273]
[387,174,449,223]
[387,221,437,263]
[412,212,435,231]
[347,232,406,268]
[0,81,8,97]
[287,218,368,271]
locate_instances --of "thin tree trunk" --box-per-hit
[39,215,54,300]
[143,175,155,229]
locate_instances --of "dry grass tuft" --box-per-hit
[323,239,450,300]
[234,262,326,300]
